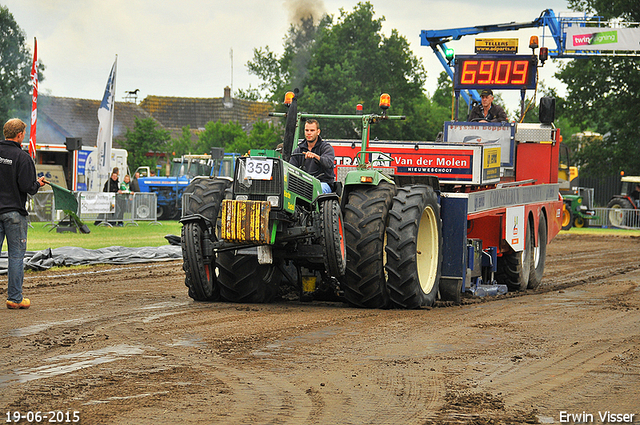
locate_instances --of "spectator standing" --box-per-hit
[1,118,46,309]
[130,171,141,192]
[95,168,123,226]
[120,174,132,193]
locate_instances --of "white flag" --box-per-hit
[95,57,117,192]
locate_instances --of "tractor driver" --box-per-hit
[468,89,508,123]
[289,119,336,194]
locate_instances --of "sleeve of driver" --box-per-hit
[318,143,335,171]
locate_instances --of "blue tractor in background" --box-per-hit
[136,148,237,220]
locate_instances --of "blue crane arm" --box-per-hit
[420,9,563,54]
[421,9,564,105]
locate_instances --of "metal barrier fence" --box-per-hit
[587,207,640,229]
[80,192,158,225]
[28,192,55,223]
[28,192,158,226]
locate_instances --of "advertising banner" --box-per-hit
[79,193,115,214]
[565,27,640,51]
[332,140,501,185]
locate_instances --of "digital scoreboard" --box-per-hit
[453,55,538,90]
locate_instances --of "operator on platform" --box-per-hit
[468,89,508,123]
[289,119,336,194]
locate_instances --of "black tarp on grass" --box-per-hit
[0,245,182,274]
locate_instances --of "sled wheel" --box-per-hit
[496,215,533,292]
[528,212,547,289]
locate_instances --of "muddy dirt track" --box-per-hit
[1,233,639,425]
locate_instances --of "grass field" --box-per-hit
[559,227,640,236]
[26,221,183,251]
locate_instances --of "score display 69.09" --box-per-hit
[453,55,537,90]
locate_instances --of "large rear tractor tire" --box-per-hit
[607,198,634,228]
[528,212,547,289]
[386,185,443,309]
[496,215,533,292]
[321,199,347,278]
[183,177,232,218]
[561,203,573,230]
[157,204,174,221]
[217,252,281,303]
[181,178,230,302]
[341,181,396,308]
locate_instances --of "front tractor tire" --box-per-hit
[341,181,396,308]
[182,222,218,301]
[217,252,281,304]
[386,185,443,309]
[321,199,347,278]
[573,215,589,228]
[181,178,231,302]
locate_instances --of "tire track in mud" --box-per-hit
[2,235,639,424]
[203,365,314,424]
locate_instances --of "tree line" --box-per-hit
[2,1,638,178]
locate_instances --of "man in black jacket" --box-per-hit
[130,171,141,192]
[1,118,46,309]
[289,119,336,193]
[468,89,508,123]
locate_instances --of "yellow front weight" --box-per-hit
[221,199,271,243]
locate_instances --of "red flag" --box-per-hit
[28,38,38,161]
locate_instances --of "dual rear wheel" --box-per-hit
[341,183,443,309]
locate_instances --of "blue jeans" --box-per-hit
[0,211,28,303]
[321,182,332,194]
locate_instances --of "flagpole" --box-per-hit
[28,37,38,162]
[109,55,117,176]
[95,56,118,192]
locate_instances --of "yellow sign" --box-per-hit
[475,38,518,54]
[483,147,501,181]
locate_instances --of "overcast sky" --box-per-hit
[4,0,572,113]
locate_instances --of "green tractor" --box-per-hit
[180,91,348,304]
[180,91,441,309]
[558,143,597,229]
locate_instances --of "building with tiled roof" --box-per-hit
[25,95,156,149]
[139,86,277,135]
